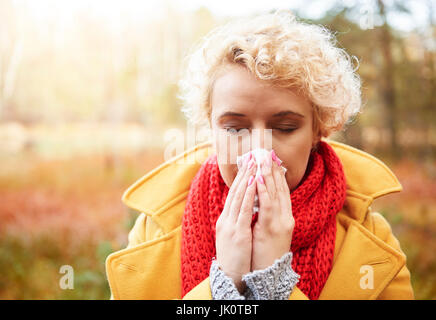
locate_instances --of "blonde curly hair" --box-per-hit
[178,9,361,137]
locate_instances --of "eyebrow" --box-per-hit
[272,110,305,118]
[218,110,304,120]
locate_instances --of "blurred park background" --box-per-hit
[0,0,435,299]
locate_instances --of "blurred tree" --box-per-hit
[0,1,434,159]
[422,0,435,159]
[376,0,402,157]
[0,0,22,122]
[308,0,434,159]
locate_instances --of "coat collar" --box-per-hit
[121,139,402,230]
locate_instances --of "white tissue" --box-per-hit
[236,149,287,214]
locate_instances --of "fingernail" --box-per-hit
[248,175,254,186]
[257,175,264,184]
[248,159,255,169]
[271,150,282,166]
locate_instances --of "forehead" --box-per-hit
[210,64,312,118]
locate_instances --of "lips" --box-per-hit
[236,149,287,213]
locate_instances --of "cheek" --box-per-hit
[213,136,237,188]
[213,131,248,188]
[217,163,237,188]
[277,145,312,191]
[286,157,308,192]
[278,127,314,191]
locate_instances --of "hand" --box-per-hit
[251,150,295,271]
[215,153,257,293]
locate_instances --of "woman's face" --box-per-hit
[210,64,318,192]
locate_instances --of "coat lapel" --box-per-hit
[318,214,406,300]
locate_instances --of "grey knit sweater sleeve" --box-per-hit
[209,259,246,300]
[209,252,300,300]
[242,252,300,300]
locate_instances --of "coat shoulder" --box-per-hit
[327,139,402,199]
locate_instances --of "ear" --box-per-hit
[311,132,321,151]
[311,109,322,150]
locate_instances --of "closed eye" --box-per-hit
[224,127,248,134]
[275,127,296,133]
[224,127,296,134]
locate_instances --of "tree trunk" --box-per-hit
[377,0,400,158]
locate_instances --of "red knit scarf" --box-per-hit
[181,141,347,300]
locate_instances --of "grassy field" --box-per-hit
[0,150,164,299]
[0,149,435,300]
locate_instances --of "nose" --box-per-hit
[249,127,273,151]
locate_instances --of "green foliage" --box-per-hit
[0,234,118,300]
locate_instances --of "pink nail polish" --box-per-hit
[248,175,254,186]
[257,175,264,184]
[271,150,282,166]
[271,149,278,162]
[248,159,255,169]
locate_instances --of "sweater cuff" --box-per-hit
[209,259,246,300]
[242,252,300,300]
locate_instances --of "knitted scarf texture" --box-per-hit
[181,141,347,300]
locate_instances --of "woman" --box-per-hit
[106,10,414,300]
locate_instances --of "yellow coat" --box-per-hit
[105,140,414,300]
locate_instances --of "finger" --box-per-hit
[221,153,251,217]
[255,169,272,225]
[260,152,277,200]
[271,157,293,216]
[237,171,257,228]
[228,158,256,222]
[271,154,287,194]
